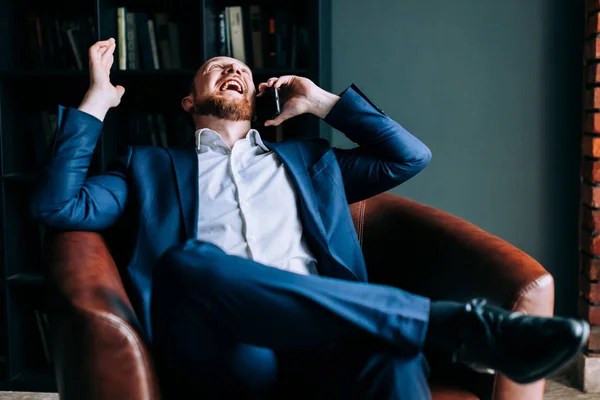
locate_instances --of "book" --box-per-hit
[135,13,155,70]
[275,11,290,68]
[65,26,83,70]
[265,11,276,67]
[249,5,264,68]
[168,22,182,68]
[155,13,172,69]
[227,6,246,63]
[218,11,228,57]
[117,7,126,70]
[126,11,139,70]
[224,8,233,58]
[203,0,219,60]
[148,19,160,69]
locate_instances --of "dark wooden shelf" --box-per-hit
[2,173,36,182]
[0,68,309,79]
[2,367,56,393]
[7,272,45,287]
[0,0,325,394]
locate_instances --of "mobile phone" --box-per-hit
[255,87,281,124]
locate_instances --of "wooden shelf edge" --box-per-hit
[2,173,36,182]
[5,367,56,393]
[7,272,44,286]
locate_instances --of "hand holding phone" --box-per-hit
[255,87,281,125]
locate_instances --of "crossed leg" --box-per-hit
[151,239,431,399]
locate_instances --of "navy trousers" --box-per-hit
[151,239,432,399]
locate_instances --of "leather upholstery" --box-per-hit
[46,231,160,400]
[46,192,553,400]
[350,193,553,400]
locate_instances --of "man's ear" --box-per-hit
[181,95,194,113]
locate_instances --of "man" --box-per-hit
[31,38,588,399]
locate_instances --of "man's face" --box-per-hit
[187,57,256,121]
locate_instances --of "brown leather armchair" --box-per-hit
[44,192,553,400]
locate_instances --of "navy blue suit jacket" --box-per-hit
[30,84,431,340]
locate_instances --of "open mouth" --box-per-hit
[219,79,244,94]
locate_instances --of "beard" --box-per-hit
[192,91,254,122]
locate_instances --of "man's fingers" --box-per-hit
[90,38,115,61]
[259,76,291,92]
[264,110,291,127]
[91,38,115,51]
[106,41,116,56]
[273,76,292,89]
[258,82,269,92]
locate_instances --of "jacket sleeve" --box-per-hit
[29,105,130,231]
[324,84,431,204]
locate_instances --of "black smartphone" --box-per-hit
[255,87,281,125]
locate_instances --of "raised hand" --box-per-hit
[257,76,339,127]
[78,38,125,121]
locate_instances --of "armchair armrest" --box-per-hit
[350,193,554,400]
[45,231,160,400]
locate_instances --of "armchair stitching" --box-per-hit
[511,274,553,312]
[491,273,553,400]
[357,200,366,248]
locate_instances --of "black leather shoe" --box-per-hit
[450,298,589,384]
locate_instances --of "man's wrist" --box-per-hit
[308,88,340,119]
[78,90,111,121]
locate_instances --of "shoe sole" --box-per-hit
[508,321,591,384]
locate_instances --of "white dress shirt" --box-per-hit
[195,128,318,276]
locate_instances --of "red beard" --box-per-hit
[193,92,254,121]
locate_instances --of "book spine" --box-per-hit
[249,5,263,68]
[228,7,246,63]
[224,8,232,57]
[135,13,153,70]
[65,28,83,70]
[117,7,127,70]
[266,13,276,68]
[147,19,160,69]
[168,22,181,69]
[155,13,172,69]
[125,12,138,70]
[218,12,227,56]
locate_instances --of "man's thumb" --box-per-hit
[265,111,290,127]
[116,85,126,98]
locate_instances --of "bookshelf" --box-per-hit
[0,0,331,392]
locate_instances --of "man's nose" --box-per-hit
[225,63,242,75]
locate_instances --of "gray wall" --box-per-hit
[329,0,583,317]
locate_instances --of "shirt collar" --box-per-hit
[194,128,269,152]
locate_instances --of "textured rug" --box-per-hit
[1,376,600,399]
[0,394,56,400]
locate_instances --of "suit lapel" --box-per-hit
[266,141,328,247]
[166,147,198,240]
[165,141,327,251]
